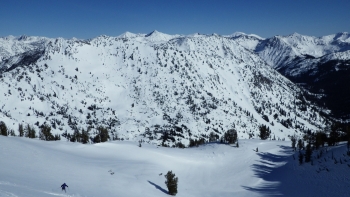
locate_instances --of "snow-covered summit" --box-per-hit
[229,32,264,40]
[118,31,142,39]
[144,30,180,42]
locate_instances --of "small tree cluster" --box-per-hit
[188,138,205,147]
[39,124,59,141]
[298,151,303,165]
[221,129,238,144]
[314,131,327,149]
[259,124,271,140]
[25,124,36,138]
[0,121,8,136]
[93,126,109,143]
[165,171,178,196]
[304,143,313,163]
[175,142,185,148]
[297,139,304,150]
[208,132,219,142]
[18,123,24,137]
[290,135,297,150]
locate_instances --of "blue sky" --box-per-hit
[0,0,349,39]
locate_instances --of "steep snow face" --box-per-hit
[0,32,327,145]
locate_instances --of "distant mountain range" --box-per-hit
[1,31,348,145]
[231,32,350,119]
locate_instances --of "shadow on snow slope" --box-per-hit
[243,144,350,197]
[147,180,168,195]
[242,145,294,196]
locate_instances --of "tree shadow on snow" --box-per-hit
[148,180,168,194]
[242,145,294,196]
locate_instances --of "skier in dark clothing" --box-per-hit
[61,183,68,193]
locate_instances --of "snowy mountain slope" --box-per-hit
[231,32,350,120]
[280,53,350,119]
[1,136,349,197]
[240,32,350,70]
[0,35,51,61]
[227,33,263,51]
[0,32,328,145]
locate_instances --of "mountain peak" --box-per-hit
[290,32,302,37]
[230,32,264,40]
[334,32,350,41]
[230,32,247,37]
[18,35,28,41]
[118,31,137,38]
[144,30,178,42]
[145,30,161,37]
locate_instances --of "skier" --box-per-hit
[61,183,68,193]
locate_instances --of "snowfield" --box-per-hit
[0,136,349,197]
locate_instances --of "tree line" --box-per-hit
[0,121,114,144]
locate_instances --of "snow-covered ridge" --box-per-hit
[0,31,331,145]
[251,32,350,68]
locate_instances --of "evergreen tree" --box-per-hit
[165,171,178,196]
[305,143,313,163]
[81,128,90,144]
[258,124,271,140]
[0,121,8,136]
[208,132,219,142]
[70,129,81,143]
[315,131,327,149]
[9,129,15,136]
[93,126,109,143]
[54,134,61,140]
[297,139,304,150]
[290,135,297,150]
[298,151,303,165]
[39,124,54,141]
[328,126,340,146]
[18,123,24,137]
[25,124,36,138]
[222,129,238,144]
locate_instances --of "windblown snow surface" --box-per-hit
[0,136,349,197]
